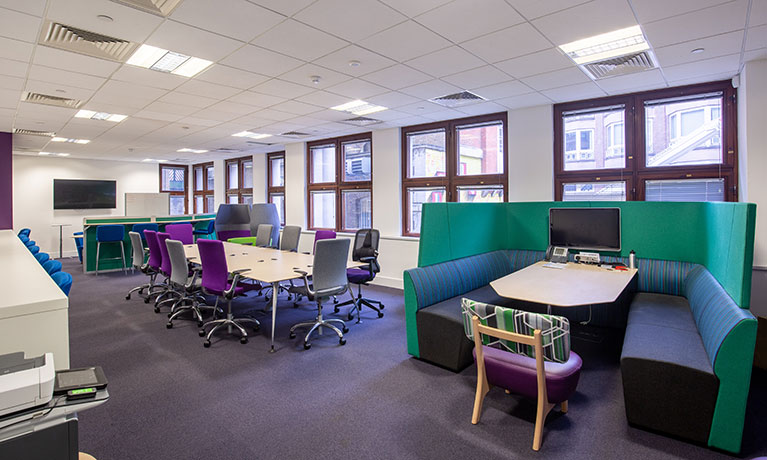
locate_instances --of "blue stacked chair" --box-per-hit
[28,245,40,255]
[42,259,63,275]
[18,228,31,238]
[95,225,127,275]
[19,234,29,243]
[131,223,158,246]
[193,220,216,241]
[51,272,73,296]
[24,239,36,247]
[34,252,50,264]
[73,232,84,263]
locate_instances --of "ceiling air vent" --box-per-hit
[340,117,382,127]
[246,141,275,146]
[214,148,241,153]
[39,21,138,62]
[23,92,83,109]
[429,90,485,108]
[109,0,184,17]
[13,128,56,137]
[280,131,310,138]
[580,50,657,80]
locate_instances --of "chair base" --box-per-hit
[125,283,151,301]
[289,308,348,349]
[95,240,127,276]
[335,283,384,322]
[166,295,216,328]
[199,298,260,347]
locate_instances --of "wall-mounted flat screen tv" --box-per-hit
[549,207,621,252]
[53,179,117,210]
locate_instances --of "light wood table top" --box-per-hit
[490,261,637,307]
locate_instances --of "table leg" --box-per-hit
[270,281,278,353]
[59,225,64,259]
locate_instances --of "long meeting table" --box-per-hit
[183,241,361,352]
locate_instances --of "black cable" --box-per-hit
[0,395,67,432]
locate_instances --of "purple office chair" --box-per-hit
[197,239,260,347]
[150,232,176,312]
[165,223,194,244]
[216,229,251,242]
[313,230,336,253]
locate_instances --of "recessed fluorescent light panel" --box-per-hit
[51,137,90,144]
[39,152,70,156]
[232,131,272,140]
[142,158,168,163]
[559,25,649,65]
[75,109,127,122]
[126,44,213,77]
[331,100,387,116]
[177,148,209,154]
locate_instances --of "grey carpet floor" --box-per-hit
[63,259,767,460]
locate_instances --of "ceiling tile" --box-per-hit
[146,20,244,62]
[246,0,316,17]
[309,108,356,122]
[103,118,171,141]
[252,79,315,99]
[312,45,396,77]
[365,91,421,108]
[229,113,279,128]
[32,46,120,78]
[45,0,163,44]
[505,0,593,20]
[442,66,513,90]
[643,1,749,49]
[358,20,451,62]
[635,0,736,24]
[541,81,606,102]
[461,23,552,63]
[227,91,285,108]
[496,91,554,109]
[595,69,667,94]
[221,45,304,77]
[0,74,24,92]
[532,0,637,46]
[751,0,767,26]
[666,70,738,87]
[142,101,199,117]
[494,48,574,79]
[746,25,767,51]
[399,79,462,99]
[28,65,106,91]
[251,19,348,61]
[208,100,262,115]
[189,108,240,122]
[277,63,352,89]
[0,36,33,62]
[195,65,270,89]
[175,79,242,100]
[654,30,744,67]
[361,64,432,90]
[0,58,28,79]
[325,78,389,99]
[379,0,452,18]
[24,80,95,103]
[251,108,296,121]
[744,48,767,62]
[406,46,485,78]
[91,80,168,109]
[56,120,115,139]
[416,0,524,43]
[396,101,449,115]
[457,101,509,116]
[420,108,467,121]
[520,67,590,91]
[132,110,185,123]
[472,80,534,100]
[171,0,285,42]
[0,0,45,16]
[268,100,323,115]
[111,65,187,91]
[159,91,218,109]
[662,53,741,81]
[0,7,40,43]
[294,0,406,42]
[77,102,140,117]
[177,116,222,128]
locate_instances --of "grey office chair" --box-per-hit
[164,239,214,329]
[262,225,302,303]
[288,238,355,350]
[125,231,156,301]
[255,224,273,248]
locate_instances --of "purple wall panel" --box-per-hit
[0,132,12,230]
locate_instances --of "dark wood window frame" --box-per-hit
[267,151,286,226]
[307,132,373,232]
[159,163,188,215]
[192,162,214,213]
[225,155,254,204]
[401,112,509,236]
[553,80,737,202]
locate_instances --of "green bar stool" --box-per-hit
[96,225,127,275]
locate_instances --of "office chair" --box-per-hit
[18,228,31,238]
[261,225,303,303]
[51,271,73,296]
[165,223,194,244]
[334,228,384,322]
[255,224,273,247]
[293,230,336,306]
[19,234,29,243]
[95,224,126,275]
[462,299,582,451]
[73,232,84,263]
[193,220,216,240]
[164,239,214,328]
[288,238,355,350]
[125,231,155,301]
[28,245,40,255]
[24,239,36,247]
[42,259,63,275]
[141,230,167,304]
[197,239,260,347]
[34,252,50,265]
[131,223,159,246]
[152,232,175,312]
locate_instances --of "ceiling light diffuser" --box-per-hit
[559,25,649,65]
[177,148,209,154]
[51,137,90,144]
[331,99,387,116]
[75,109,127,122]
[126,44,212,77]
[232,131,272,140]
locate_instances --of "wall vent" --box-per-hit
[429,90,485,108]
[39,21,138,62]
[23,91,83,109]
[340,116,382,127]
[109,0,183,17]
[580,50,657,80]
[13,128,56,137]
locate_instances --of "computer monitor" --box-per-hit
[549,207,621,252]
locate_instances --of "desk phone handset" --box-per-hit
[545,245,568,264]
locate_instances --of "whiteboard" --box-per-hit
[125,193,169,216]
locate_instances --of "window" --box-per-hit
[193,162,214,213]
[402,112,507,236]
[225,156,253,205]
[267,151,285,226]
[554,80,736,202]
[159,164,187,215]
[307,134,372,232]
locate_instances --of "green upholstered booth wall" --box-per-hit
[415,201,755,307]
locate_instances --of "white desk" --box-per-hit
[184,242,360,352]
[490,261,637,308]
[0,230,69,369]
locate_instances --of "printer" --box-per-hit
[0,352,55,417]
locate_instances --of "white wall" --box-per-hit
[12,155,158,257]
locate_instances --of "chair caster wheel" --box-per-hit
[289,332,296,339]
[203,340,211,348]
[198,330,206,337]
[240,337,248,344]
[293,303,299,308]
[380,304,385,310]
[144,298,151,304]
[125,295,131,300]
[154,307,160,313]
[304,342,311,350]
[253,325,260,332]
[166,322,173,329]
[339,338,346,346]
[333,298,338,304]
[347,313,354,321]
[377,311,384,318]
[197,321,203,327]
[334,307,340,313]
[167,313,172,318]
[342,326,349,333]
